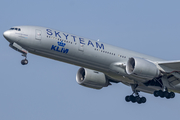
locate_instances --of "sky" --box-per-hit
[1,0,180,120]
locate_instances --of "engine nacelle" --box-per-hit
[76,68,109,89]
[126,57,160,80]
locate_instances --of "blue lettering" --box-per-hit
[87,40,94,47]
[51,45,56,50]
[96,42,104,49]
[46,29,53,35]
[63,33,69,40]
[60,48,69,54]
[61,48,64,52]
[71,35,76,42]
[54,31,61,38]
[51,45,69,54]
[63,48,69,54]
[79,38,85,45]
[56,47,61,52]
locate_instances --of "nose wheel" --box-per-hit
[21,53,28,65]
[21,59,28,65]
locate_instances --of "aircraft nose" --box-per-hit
[3,30,11,39]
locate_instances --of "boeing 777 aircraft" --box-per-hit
[3,26,180,104]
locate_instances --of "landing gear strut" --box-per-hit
[125,84,147,104]
[154,90,175,99]
[9,42,29,65]
[21,53,28,65]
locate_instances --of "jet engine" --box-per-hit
[76,68,109,89]
[126,57,160,80]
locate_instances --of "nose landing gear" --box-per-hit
[9,42,29,65]
[21,53,28,65]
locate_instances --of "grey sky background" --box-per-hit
[1,0,180,120]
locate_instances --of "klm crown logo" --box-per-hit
[57,41,66,47]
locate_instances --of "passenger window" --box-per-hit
[18,28,21,31]
[15,28,18,30]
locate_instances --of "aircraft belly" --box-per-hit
[105,72,134,83]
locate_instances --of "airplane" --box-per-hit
[3,26,180,104]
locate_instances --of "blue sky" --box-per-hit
[1,0,180,120]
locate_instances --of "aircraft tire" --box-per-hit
[141,97,146,103]
[130,95,136,103]
[135,96,140,102]
[170,92,175,98]
[125,96,131,102]
[21,59,28,65]
[154,91,159,97]
[164,91,170,99]
[158,90,164,98]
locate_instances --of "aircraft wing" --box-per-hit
[158,60,180,71]
[157,60,180,88]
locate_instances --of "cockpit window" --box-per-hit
[9,27,21,31]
